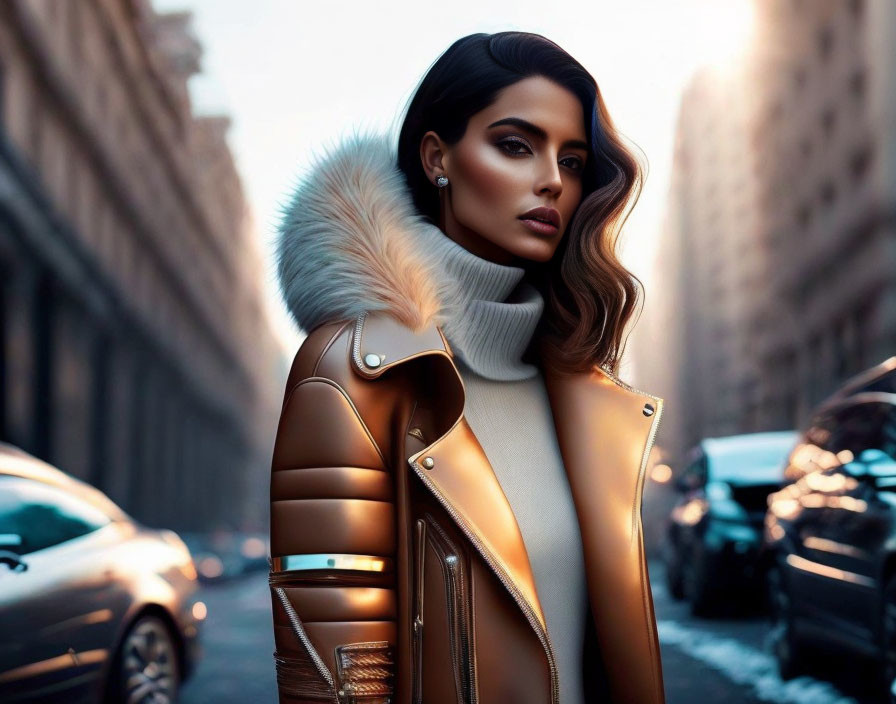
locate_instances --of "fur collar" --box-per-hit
[276,133,452,334]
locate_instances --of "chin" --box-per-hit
[508,240,558,264]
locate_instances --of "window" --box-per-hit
[850,146,871,181]
[849,68,866,101]
[0,476,110,555]
[799,138,812,158]
[817,24,834,61]
[820,180,837,207]
[820,106,836,137]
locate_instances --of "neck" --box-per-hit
[418,222,544,381]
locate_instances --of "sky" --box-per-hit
[151,0,755,353]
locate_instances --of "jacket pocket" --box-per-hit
[423,512,477,704]
[413,519,426,704]
[334,640,394,703]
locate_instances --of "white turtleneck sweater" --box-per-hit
[418,224,589,703]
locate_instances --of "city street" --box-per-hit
[2,2,895,703]
[178,560,885,704]
[647,560,879,704]
[179,571,279,704]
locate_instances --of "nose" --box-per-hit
[535,154,563,196]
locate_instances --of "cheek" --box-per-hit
[560,182,584,223]
[450,145,525,219]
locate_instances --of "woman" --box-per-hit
[269,31,665,704]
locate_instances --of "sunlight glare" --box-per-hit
[692,0,756,69]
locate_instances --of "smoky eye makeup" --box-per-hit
[496,136,586,172]
[495,135,532,155]
[490,126,588,171]
[562,154,586,171]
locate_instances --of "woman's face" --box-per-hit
[420,75,589,265]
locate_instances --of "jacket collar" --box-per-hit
[276,133,450,336]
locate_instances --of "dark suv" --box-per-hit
[663,430,798,615]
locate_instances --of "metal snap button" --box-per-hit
[642,403,655,417]
[421,456,435,469]
[363,353,382,368]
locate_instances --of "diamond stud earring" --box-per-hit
[436,175,449,188]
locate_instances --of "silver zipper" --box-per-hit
[352,311,375,375]
[445,556,470,702]
[273,586,339,704]
[411,461,558,704]
[413,519,426,704]
[425,514,476,704]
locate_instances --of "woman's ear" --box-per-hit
[419,131,449,185]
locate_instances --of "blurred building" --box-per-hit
[634,0,896,460]
[0,0,286,531]
[638,63,764,460]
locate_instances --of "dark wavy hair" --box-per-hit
[396,31,646,375]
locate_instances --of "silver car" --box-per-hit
[0,443,204,703]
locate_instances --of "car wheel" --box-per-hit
[881,574,896,704]
[767,560,806,680]
[663,538,686,600]
[109,613,180,704]
[684,546,714,616]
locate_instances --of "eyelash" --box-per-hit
[496,137,585,172]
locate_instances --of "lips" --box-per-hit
[518,206,561,228]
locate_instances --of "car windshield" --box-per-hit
[705,433,798,485]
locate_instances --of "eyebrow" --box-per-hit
[487,117,590,151]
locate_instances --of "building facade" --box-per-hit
[634,0,896,460]
[0,0,284,531]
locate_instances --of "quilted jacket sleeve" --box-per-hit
[269,370,397,704]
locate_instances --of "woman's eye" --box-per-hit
[497,139,584,172]
[497,138,531,155]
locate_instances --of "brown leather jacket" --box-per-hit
[269,135,666,704]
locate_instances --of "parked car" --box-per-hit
[764,358,896,701]
[0,443,205,703]
[663,430,799,614]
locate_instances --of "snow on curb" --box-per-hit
[656,619,860,704]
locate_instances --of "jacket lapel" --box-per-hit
[544,366,663,550]
[352,311,546,629]
[543,365,666,704]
